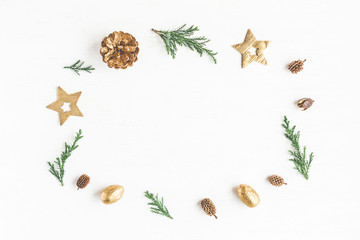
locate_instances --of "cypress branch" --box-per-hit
[64,60,95,75]
[145,191,173,219]
[282,116,314,180]
[48,129,83,186]
[152,24,217,63]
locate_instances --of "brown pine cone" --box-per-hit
[100,31,139,69]
[297,98,314,111]
[288,59,306,74]
[76,174,90,190]
[201,198,217,219]
[268,175,287,187]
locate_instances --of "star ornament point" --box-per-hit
[232,29,270,68]
[47,86,83,126]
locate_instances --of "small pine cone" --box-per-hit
[268,175,287,187]
[297,98,314,111]
[201,198,217,219]
[288,59,306,74]
[100,31,139,69]
[76,174,90,190]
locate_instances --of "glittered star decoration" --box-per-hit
[47,86,83,126]
[232,29,270,68]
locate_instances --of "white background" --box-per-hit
[0,0,359,239]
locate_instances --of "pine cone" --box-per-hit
[201,198,217,219]
[100,31,139,69]
[268,175,287,187]
[76,174,90,190]
[297,98,314,111]
[288,59,306,74]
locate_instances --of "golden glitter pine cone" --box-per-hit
[268,175,287,187]
[201,198,217,219]
[76,174,90,189]
[100,31,139,69]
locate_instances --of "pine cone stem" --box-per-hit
[151,29,160,35]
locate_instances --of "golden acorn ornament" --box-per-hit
[100,185,124,204]
[237,184,260,208]
[100,31,139,69]
[297,98,314,111]
[288,59,306,74]
[268,175,287,187]
[76,174,90,190]
[201,198,218,219]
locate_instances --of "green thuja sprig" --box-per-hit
[145,191,173,219]
[152,24,217,63]
[48,129,83,186]
[64,60,95,75]
[282,116,314,180]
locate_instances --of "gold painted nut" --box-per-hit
[237,184,260,208]
[100,185,124,204]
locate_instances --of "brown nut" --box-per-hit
[297,98,314,111]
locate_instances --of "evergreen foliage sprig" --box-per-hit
[152,24,217,63]
[145,191,173,219]
[48,129,83,186]
[282,116,314,180]
[64,60,95,75]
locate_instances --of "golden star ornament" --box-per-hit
[47,86,83,126]
[232,29,270,68]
